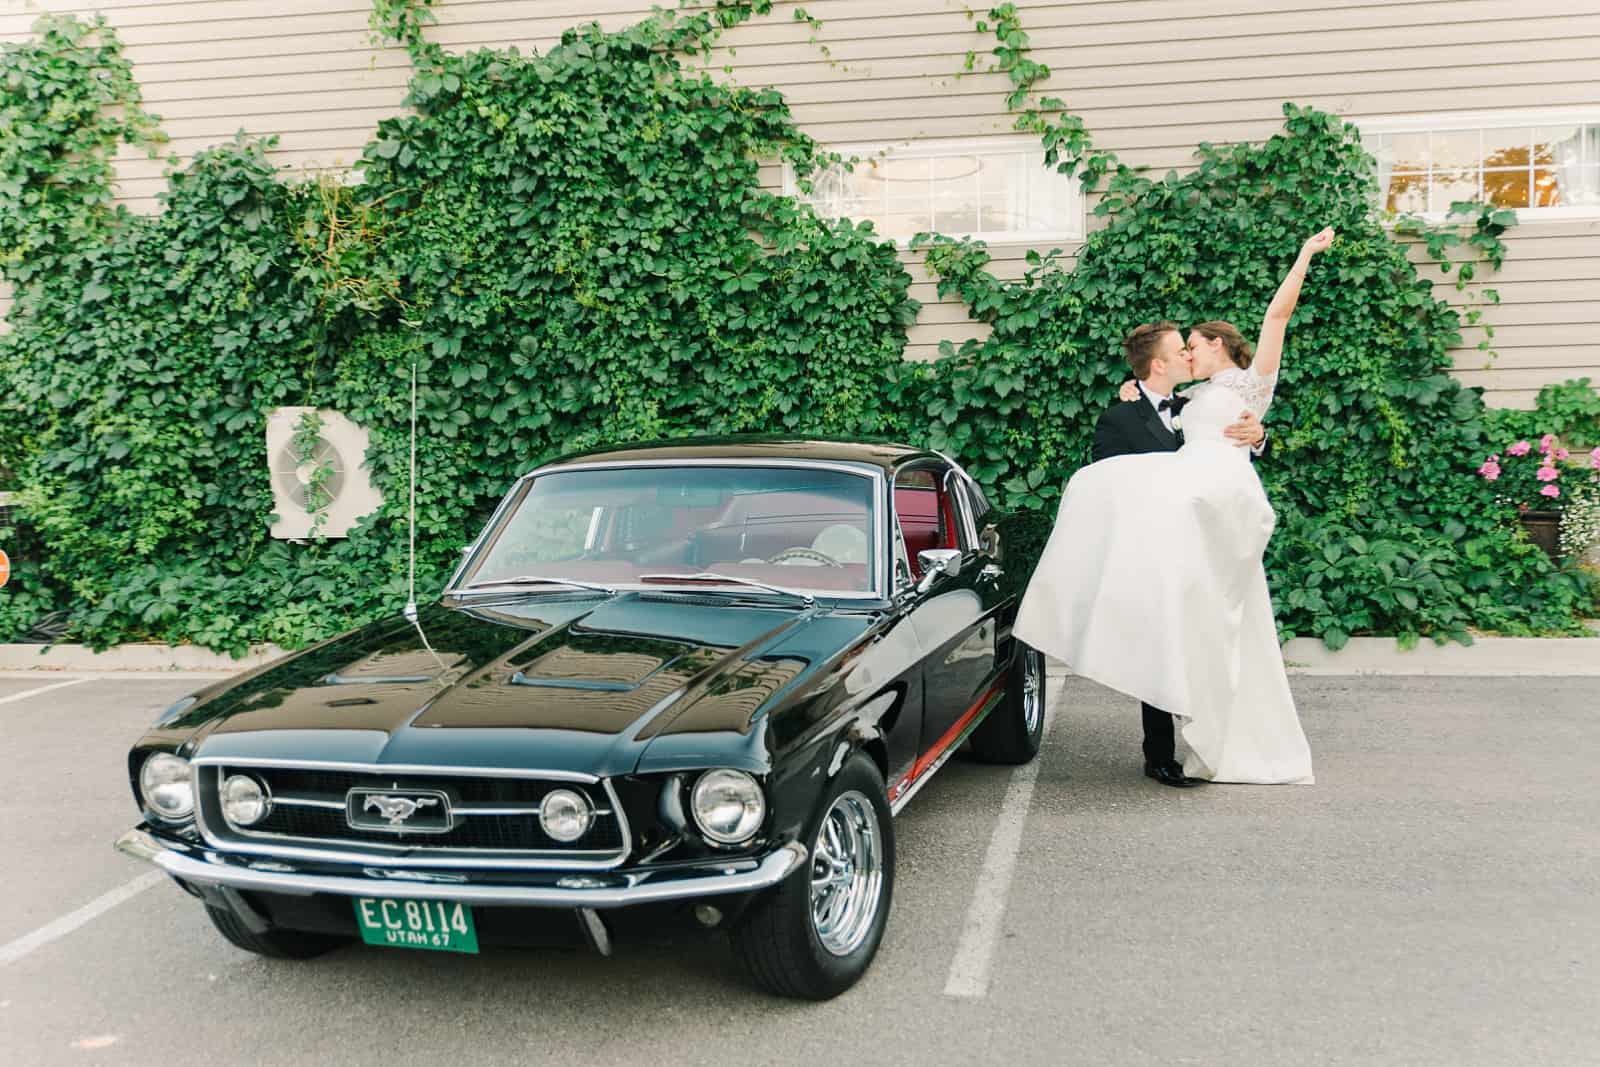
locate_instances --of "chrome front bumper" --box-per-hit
[115,827,806,908]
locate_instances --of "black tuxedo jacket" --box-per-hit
[1091,387,1184,461]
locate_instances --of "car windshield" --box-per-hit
[462,465,878,597]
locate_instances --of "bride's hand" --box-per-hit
[1118,379,1139,402]
[1301,227,1335,256]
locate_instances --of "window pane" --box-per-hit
[1534,125,1600,206]
[1483,170,1531,208]
[1430,129,1480,170]
[1023,152,1074,232]
[929,154,980,234]
[1387,132,1428,172]
[1429,170,1479,212]
[1386,172,1428,213]
[1534,125,1583,168]
[870,154,927,239]
[1545,165,1600,207]
[1481,128,1532,170]
[977,152,1025,232]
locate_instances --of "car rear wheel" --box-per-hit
[204,903,346,960]
[731,753,894,1000]
[968,641,1045,764]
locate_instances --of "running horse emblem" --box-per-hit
[363,794,440,827]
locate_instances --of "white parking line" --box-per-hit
[0,678,91,706]
[0,872,165,968]
[942,700,1056,999]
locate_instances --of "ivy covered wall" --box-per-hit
[0,1,1592,654]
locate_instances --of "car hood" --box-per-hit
[152,596,873,777]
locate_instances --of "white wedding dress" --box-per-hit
[1014,367,1314,784]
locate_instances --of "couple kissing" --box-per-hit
[1015,228,1336,788]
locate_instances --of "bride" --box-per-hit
[1014,228,1335,785]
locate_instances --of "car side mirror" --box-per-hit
[915,548,962,595]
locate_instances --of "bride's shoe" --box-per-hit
[1144,761,1205,788]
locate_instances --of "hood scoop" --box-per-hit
[509,673,638,692]
[321,673,433,686]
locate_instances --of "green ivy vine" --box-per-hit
[0,0,1592,655]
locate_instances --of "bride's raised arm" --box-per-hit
[1252,227,1335,379]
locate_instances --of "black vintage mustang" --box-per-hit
[117,438,1045,999]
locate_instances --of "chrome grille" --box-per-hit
[193,761,630,869]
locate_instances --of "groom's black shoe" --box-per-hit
[1144,761,1204,788]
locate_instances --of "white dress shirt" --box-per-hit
[1142,385,1177,434]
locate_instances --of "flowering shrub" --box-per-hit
[1479,436,1600,556]
[1478,436,1597,509]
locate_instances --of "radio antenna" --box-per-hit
[404,351,418,622]
[399,327,450,679]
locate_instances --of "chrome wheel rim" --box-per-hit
[809,791,884,957]
[1021,649,1043,736]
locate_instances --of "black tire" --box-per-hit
[969,641,1046,764]
[731,753,895,1000]
[204,904,345,960]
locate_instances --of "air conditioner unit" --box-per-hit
[265,407,383,539]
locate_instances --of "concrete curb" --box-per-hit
[2,630,1597,679]
[1278,635,1600,676]
[1046,632,1600,679]
[0,643,286,673]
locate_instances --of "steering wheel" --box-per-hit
[765,547,842,568]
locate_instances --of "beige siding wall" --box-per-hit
[2,0,1598,406]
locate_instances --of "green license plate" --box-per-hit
[353,897,479,954]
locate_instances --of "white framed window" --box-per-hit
[1362,110,1600,219]
[783,136,1085,244]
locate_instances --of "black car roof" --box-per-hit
[532,435,942,474]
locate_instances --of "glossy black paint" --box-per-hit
[127,439,1024,875]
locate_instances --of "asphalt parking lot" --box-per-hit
[1,670,1597,1066]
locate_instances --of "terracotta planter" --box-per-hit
[1519,509,1562,561]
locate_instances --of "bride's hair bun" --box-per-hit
[1191,320,1253,369]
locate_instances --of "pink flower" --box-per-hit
[1536,465,1559,482]
[1555,448,1570,460]
[1590,446,1600,470]
[1507,440,1532,456]
[1539,434,1556,453]
[1540,484,1560,499]
[1477,460,1501,481]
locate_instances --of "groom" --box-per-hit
[1092,321,1266,788]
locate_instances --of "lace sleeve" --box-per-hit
[1215,366,1278,417]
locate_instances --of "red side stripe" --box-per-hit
[892,680,1005,799]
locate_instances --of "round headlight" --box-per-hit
[139,753,194,821]
[221,774,271,826]
[690,769,766,845]
[540,788,593,843]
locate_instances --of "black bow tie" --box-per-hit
[1157,398,1174,412]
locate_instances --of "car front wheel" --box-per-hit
[731,753,894,999]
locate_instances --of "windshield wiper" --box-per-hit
[639,572,815,607]
[456,574,616,595]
